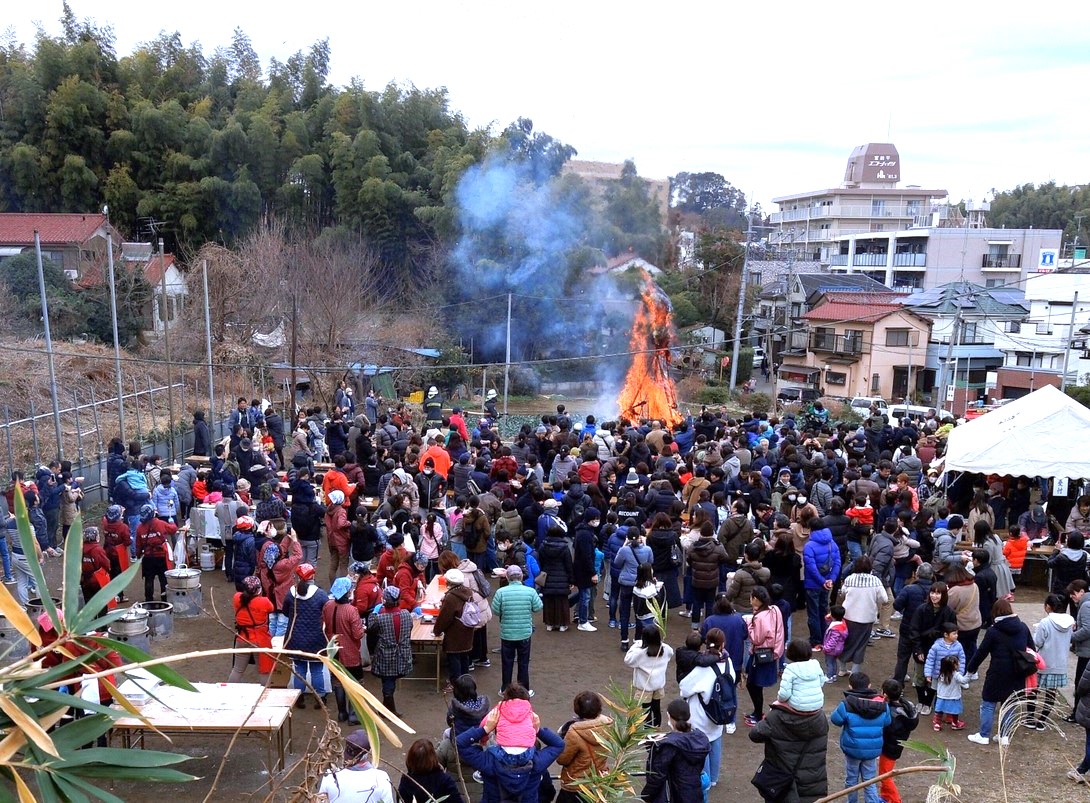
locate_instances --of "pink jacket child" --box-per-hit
[748,605,786,660]
[482,696,540,753]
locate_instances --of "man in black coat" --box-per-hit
[263,408,285,467]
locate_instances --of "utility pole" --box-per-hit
[106,234,125,440]
[729,208,755,390]
[159,240,175,462]
[1062,291,1079,392]
[939,308,962,411]
[202,260,215,431]
[503,293,512,416]
[290,293,299,420]
[34,231,64,460]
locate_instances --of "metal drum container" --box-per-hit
[133,601,174,639]
[0,614,29,662]
[111,607,150,636]
[169,585,203,618]
[165,565,201,590]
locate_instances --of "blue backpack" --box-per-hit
[699,662,737,726]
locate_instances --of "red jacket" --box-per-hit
[324,505,350,554]
[136,519,176,559]
[353,575,382,617]
[321,469,356,505]
[259,536,304,609]
[81,543,111,585]
[376,546,410,586]
[322,599,366,667]
[41,630,121,704]
[393,562,422,611]
[100,518,132,557]
[449,414,470,444]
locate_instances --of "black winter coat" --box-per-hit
[537,535,573,596]
[822,513,853,555]
[647,528,681,575]
[192,418,211,457]
[572,525,597,588]
[893,579,931,636]
[688,537,728,590]
[881,699,919,760]
[907,602,957,657]
[966,615,1032,703]
[640,729,710,803]
[265,414,285,449]
[749,704,830,803]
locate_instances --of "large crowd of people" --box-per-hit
[8,387,1090,801]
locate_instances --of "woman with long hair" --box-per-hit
[744,587,786,727]
[624,623,674,727]
[282,563,331,710]
[973,520,1015,599]
[646,512,683,609]
[418,512,444,582]
[944,562,982,667]
[907,580,956,714]
[538,525,575,631]
[679,627,732,787]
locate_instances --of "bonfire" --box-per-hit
[616,272,683,428]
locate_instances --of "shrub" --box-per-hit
[693,386,732,405]
[746,392,772,414]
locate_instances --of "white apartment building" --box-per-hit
[828,224,1063,291]
[769,143,948,263]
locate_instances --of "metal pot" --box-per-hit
[111,607,150,636]
[165,564,202,590]
[26,597,61,622]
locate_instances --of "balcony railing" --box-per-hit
[853,252,888,267]
[893,252,926,267]
[810,332,866,357]
[771,204,927,223]
[982,254,1022,269]
[828,254,850,266]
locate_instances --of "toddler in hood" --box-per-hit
[482,685,540,756]
[777,638,827,712]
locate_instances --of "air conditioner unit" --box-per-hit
[63,270,78,282]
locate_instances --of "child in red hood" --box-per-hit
[482,684,540,757]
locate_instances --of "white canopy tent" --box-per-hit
[943,385,1090,479]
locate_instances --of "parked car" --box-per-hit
[778,387,821,403]
[850,396,888,412]
[887,404,956,423]
[751,346,766,368]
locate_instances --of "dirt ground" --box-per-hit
[29,555,1083,803]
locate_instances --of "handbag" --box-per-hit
[534,570,548,590]
[751,742,806,800]
[670,542,683,567]
[753,646,776,666]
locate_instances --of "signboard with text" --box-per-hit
[1038,248,1059,272]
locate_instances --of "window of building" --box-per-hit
[985,278,1000,288]
[906,200,921,216]
[825,371,847,385]
[871,200,886,216]
[961,321,978,343]
[871,373,881,392]
[845,329,864,352]
[988,243,1010,257]
[885,328,910,347]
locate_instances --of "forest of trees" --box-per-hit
[0,6,669,315]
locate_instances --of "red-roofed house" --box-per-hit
[0,213,121,281]
[798,292,931,401]
[121,242,187,333]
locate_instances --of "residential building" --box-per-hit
[755,271,893,366]
[769,143,948,263]
[121,243,188,334]
[902,282,1028,412]
[994,265,1090,397]
[828,221,1063,290]
[0,212,121,281]
[791,293,930,402]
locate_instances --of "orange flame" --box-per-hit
[616,272,683,428]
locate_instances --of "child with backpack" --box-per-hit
[879,679,919,803]
[776,638,826,711]
[624,624,675,727]
[823,604,849,682]
[678,627,735,787]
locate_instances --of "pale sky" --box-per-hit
[7,1,1090,209]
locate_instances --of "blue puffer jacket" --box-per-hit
[282,584,331,654]
[604,527,627,574]
[830,687,891,760]
[803,527,841,590]
[614,541,653,587]
[457,725,564,803]
[924,638,966,680]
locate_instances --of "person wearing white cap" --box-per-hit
[424,386,444,426]
[432,568,477,692]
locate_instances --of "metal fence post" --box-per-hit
[147,375,158,436]
[3,405,13,480]
[28,400,40,465]
[88,385,104,458]
[71,389,85,465]
[132,378,143,441]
